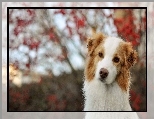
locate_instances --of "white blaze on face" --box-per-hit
[95,37,124,84]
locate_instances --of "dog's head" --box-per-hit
[84,32,137,91]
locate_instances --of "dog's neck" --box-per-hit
[83,79,132,111]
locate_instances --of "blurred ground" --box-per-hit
[9,70,84,111]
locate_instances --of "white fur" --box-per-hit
[95,37,123,84]
[83,79,131,111]
[83,36,139,119]
[84,112,139,119]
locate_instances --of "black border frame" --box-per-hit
[7,7,147,112]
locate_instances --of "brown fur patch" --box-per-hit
[114,42,138,91]
[85,33,106,81]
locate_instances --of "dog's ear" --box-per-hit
[86,27,97,53]
[86,33,106,55]
[127,50,138,68]
[124,42,138,69]
[86,37,94,53]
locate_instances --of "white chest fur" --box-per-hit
[84,112,139,119]
[83,79,131,111]
[83,80,139,119]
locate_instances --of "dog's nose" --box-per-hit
[99,68,109,79]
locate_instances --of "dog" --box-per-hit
[83,31,139,118]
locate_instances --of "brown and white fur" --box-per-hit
[83,32,139,119]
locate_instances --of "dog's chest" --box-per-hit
[103,85,128,111]
[83,81,130,111]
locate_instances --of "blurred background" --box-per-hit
[7,6,146,111]
[2,2,152,119]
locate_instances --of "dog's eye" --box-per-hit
[98,52,103,58]
[113,57,120,63]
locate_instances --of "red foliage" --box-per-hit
[49,33,55,39]
[54,9,66,15]
[14,26,22,36]
[47,94,57,102]
[130,90,142,111]
[12,10,35,37]
[76,18,85,28]
[17,19,28,27]
[29,41,40,50]
[23,37,40,50]
[66,24,73,36]
[113,9,145,47]
[46,94,67,110]
[9,88,29,104]
[27,9,35,16]
[26,63,30,68]
[133,94,142,111]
